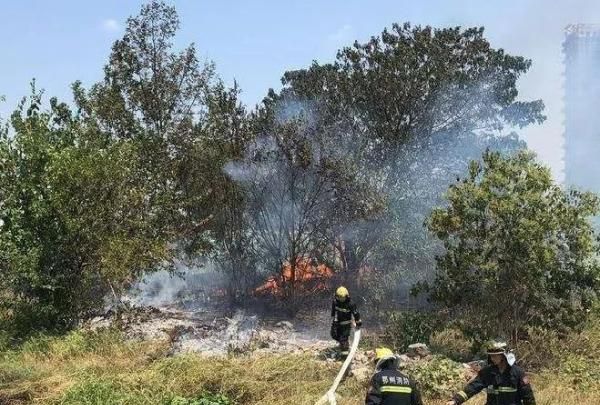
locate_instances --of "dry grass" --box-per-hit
[0,329,363,405]
[1,328,599,404]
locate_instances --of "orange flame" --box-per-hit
[254,257,334,297]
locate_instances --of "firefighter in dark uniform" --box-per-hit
[365,347,423,405]
[330,286,361,359]
[446,340,536,405]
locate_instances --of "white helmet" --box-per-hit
[486,340,516,366]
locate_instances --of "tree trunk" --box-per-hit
[342,238,360,291]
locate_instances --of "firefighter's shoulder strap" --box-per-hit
[315,328,361,405]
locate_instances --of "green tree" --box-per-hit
[75,1,261,300]
[0,90,171,334]
[275,23,544,176]
[265,23,543,294]
[0,0,253,332]
[204,83,257,300]
[73,0,219,256]
[425,150,600,343]
[74,0,215,139]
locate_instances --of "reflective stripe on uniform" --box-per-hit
[497,387,517,393]
[381,386,412,394]
[335,307,350,312]
[457,391,468,400]
[338,320,352,325]
[487,386,518,395]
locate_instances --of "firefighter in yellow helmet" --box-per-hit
[365,347,423,405]
[330,286,361,360]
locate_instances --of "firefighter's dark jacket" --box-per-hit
[452,363,535,405]
[365,361,423,405]
[331,297,361,325]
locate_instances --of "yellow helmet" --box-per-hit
[335,286,349,299]
[375,347,394,361]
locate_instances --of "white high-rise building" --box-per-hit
[563,24,600,192]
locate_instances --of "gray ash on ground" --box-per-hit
[84,303,334,358]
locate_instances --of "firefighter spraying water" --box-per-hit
[330,286,362,360]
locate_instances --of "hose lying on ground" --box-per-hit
[315,328,362,405]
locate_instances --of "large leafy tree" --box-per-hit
[425,150,600,343]
[278,24,544,144]
[0,90,172,334]
[0,1,247,333]
[73,1,260,299]
[264,23,544,287]
[73,1,221,255]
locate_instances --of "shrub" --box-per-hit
[382,310,442,352]
[429,327,474,362]
[20,329,124,359]
[426,150,600,342]
[403,355,466,398]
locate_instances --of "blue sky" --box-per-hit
[1,0,600,180]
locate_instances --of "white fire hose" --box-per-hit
[315,328,362,405]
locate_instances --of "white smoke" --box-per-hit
[127,259,224,308]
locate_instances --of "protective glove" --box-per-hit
[355,320,362,329]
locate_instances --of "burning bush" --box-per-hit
[254,257,334,298]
